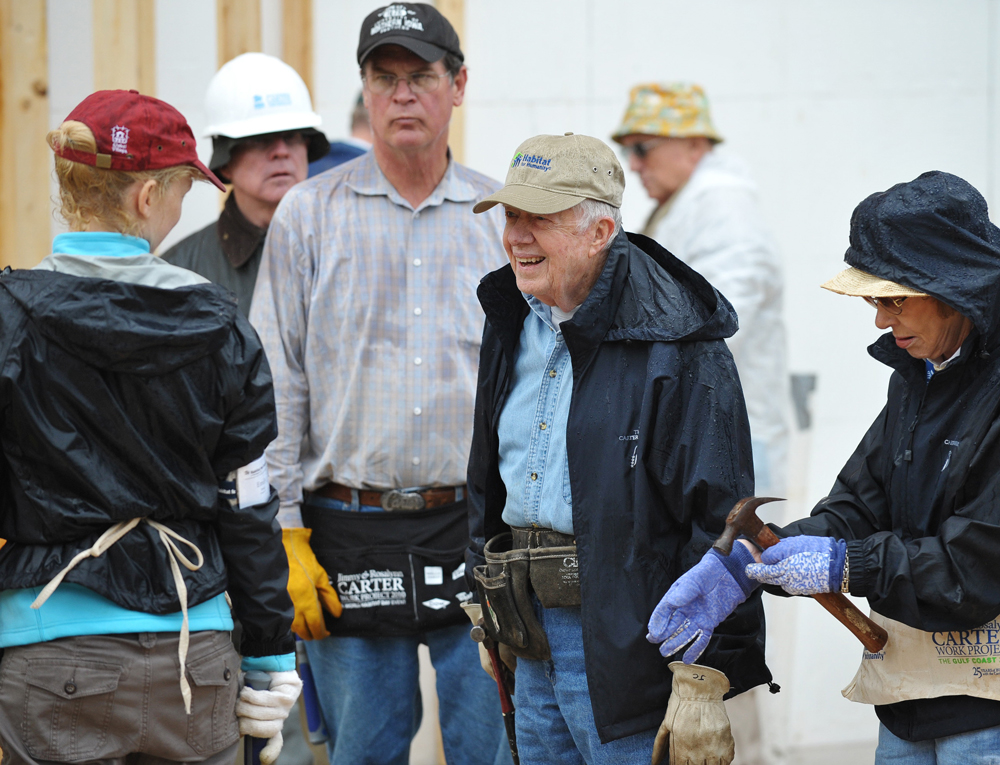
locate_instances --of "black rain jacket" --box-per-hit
[0,267,294,658]
[784,171,1000,740]
[467,230,771,743]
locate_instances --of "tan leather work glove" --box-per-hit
[282,528,343,640]
[462,603,517,680]
[651,661,734,765]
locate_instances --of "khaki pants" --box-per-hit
[0,631,241,765]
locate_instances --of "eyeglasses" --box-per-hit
[237,131,307,151]
[622,138,667,160]
[364,72,451,95]
[862,296,908,315]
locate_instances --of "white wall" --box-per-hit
[43,1,1000,760]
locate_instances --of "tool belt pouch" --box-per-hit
[474,533,551,661]
[511,527,581,609]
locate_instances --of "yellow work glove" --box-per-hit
[282,528,343,641]
[652,662,734,765]
[462,603,516,681]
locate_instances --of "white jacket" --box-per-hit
[646,147,788,494]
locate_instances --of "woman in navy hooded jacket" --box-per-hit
[650,171,1000,764]
[0,90,299,765]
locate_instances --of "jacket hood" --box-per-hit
[0,270,237,375]
[845,171,1000,342]
[601,230,739,343]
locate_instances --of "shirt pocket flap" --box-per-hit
[25,660,122,699]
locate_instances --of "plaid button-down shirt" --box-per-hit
[250,151,505,527]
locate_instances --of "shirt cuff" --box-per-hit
[241,652,296,672]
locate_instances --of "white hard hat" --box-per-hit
[204,52,322,139]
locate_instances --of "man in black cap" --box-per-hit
[249,4,510,765]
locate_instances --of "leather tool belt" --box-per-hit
[313,482,463,511]
[473,526,580,661]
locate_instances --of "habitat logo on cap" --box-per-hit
[511,152,552,172]
[370,4,424,35]
[111,125,130,154]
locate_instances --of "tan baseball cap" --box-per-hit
[821,266,927,298]
[473,132,625,215]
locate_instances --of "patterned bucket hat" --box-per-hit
[611,83,723,144]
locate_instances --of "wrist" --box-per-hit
[710,543,759,597]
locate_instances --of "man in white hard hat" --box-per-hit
[164,52,330,317]
[249,3,511,764]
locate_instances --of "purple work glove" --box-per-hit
[745,535,846,595]
[647,544,758,664]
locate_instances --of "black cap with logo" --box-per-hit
[357,3,464,66]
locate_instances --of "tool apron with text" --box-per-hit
[843,611,1000,704]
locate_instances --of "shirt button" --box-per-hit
[413,258,422,267]
[412,457,421,466]
[414,212,420,219]
[414,407,422,416]
[531,472,538,481]
[414,357,422,366]
[540,422,547,430]
[549,370,557,378]
[414,307,422,316]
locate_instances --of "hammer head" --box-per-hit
[713,496,784,556]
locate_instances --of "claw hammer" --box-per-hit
[713,496,888,653]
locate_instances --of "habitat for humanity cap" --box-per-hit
[821,267,928,298]
[611,83,723,144]
[55,90,226,191]
[473,133,625,215]
[357,3,463,66]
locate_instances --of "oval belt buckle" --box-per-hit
[381,489,426,512]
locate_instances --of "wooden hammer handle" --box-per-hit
[754,525,888,653]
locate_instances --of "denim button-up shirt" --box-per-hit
[498,296,576,534]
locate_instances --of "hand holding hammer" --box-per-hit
[714,497,887,653]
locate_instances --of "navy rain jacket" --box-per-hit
[467,229,771,743]
[0,268,293,659]
[785,171,1000,741]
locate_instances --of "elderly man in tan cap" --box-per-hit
[612,83,788,501]
[464,132,772,765]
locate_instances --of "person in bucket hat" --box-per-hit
[613,82,789,506]
[0,90,299,765]
[652,171,1000,764]
[248,4,512,764]
[466,132,771,764]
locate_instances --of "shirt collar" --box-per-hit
[345,149,480,211]
[52,232,151,257]
[217,192,267,269]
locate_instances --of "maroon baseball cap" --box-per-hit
[54,90,226,191]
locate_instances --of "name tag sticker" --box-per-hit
[236,456,270,509]
[424,566,443,586]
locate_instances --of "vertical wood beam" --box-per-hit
[435,0,465,163]
[93,0,157,95]
[0,0,49,269]
[218,0,261,67]
[282,0,313,97]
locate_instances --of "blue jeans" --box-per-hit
[514,601,657,765]
[304,619,510,765]
[876,722,1000,764]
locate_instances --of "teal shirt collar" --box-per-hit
[52,232,150,257]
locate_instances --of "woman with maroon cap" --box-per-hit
[0,90,298,765]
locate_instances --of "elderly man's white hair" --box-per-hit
[575,198,622,251]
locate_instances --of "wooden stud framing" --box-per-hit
[0,0,50,269]
[93,0,157,95]
[282,0,313,98]
[436,0,465,163]
[218,0,261,67]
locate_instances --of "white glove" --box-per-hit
[236,670,303,765]
[652,662,734,765]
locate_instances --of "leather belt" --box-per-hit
[313,482,464,511]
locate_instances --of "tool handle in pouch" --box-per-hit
[243,670,271,765]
